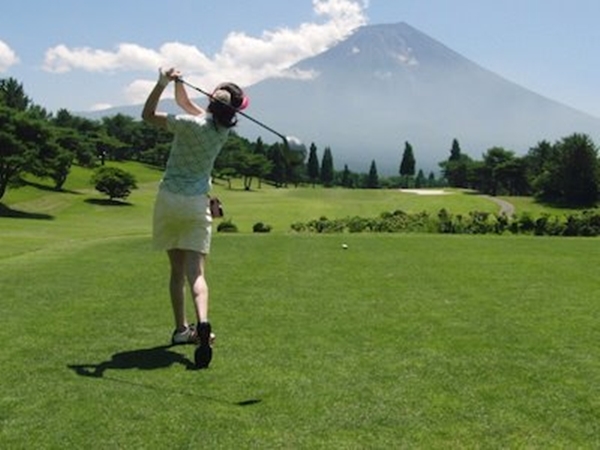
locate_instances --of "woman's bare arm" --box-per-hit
[175,79,205,116]
[141,68,178,128]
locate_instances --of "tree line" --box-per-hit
[440,136,599,207]
[0,77,326,199]
[1,76,598,208]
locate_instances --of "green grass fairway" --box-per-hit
[1,165,600,447]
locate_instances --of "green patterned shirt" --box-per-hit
[160,114,230,195]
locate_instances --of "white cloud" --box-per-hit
[42,0,368,106]
[0,40,19,72]
[43,42,203,73]
[124,79,164,105]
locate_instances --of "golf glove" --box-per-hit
[158,68,171,87]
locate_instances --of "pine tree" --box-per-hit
[449,138,461,161]
[269,144,287,188]
[428,171,436,187]
[415,169,426,188]
[440,138,471,188]
[559,133,598,206]
[341,164,353,188]
[320,147,334,187]
[307,143,320,187]
[0,77,31,111]
[399,141,416,188]
[254,137,266,156]
[366,160,379,188]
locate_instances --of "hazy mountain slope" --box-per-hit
[84,22,600,174]
[240,22,600,173]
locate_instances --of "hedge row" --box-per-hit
[290,209,600,237]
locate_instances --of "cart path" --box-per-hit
[399,189,516,216]
[484,196,515,216]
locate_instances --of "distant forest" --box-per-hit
[2,77,598,207]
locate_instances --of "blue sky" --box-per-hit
[1,0,599,117]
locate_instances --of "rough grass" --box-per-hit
[210,182,501,233]
[498,195,588,217]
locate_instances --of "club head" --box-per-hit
[285,136,306,152]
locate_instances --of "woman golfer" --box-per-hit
[142,67,248,369]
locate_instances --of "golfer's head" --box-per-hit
[210,82,248,111]
[208,82,248,128]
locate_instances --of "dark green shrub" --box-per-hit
[290,222,306,232]
[91,166,137,200]
[253,222,272,233]
[346,216,371,233]
[494,214,509,234]
[306,216,345,233]
[563,210,600,236]
[516,212,535,234]
[217,219,238,233]
[288,209,600,238]
[437,208,455,234]
[466,211,492,234]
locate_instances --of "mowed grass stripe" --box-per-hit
[1,233,600,447]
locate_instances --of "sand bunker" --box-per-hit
[400,189,450,196]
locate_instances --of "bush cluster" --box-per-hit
[253,222,272,233]
[217,219,238,233]
[91,166,137,201]
[290,209,600,237]
[216,220,273,233]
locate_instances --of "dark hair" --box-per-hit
[208,82,245,129]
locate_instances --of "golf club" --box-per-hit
[176,77,304,152]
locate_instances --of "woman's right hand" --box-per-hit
[158,67,181,86]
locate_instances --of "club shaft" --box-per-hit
[177,78,288,144]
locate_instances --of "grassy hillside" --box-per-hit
[0,161,580,240]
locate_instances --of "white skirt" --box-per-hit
[152,189,213,254]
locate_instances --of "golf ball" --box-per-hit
[342,244,348,249]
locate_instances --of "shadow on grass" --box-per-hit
[67,345,263,407]
[67,344,195,378]
[84,198,133,206]
[0,203,54,220]
[21,180,81,195]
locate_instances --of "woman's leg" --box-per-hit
[167,249,188,331]
[184,250,209,323]
[186,250,213,368]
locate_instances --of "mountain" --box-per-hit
[85,22,600,174]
